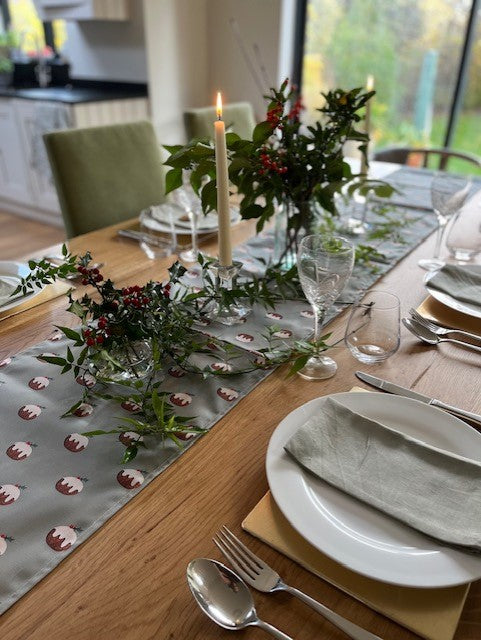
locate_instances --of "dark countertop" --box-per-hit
[0,80,148,104]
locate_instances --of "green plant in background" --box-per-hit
[0,31,18,74]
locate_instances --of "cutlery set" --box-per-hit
[402,308,481,354]
[188,526,382,639]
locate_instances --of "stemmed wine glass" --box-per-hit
[170,174,201,263]
[418,173,471,271]
[297,234,355,380]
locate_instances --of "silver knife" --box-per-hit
[117,229,171,248]
[355,371,481,427]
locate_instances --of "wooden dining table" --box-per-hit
[1,202,481,640]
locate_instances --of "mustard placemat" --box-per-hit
[417,296,481,333]
[0,280,71,322]
[242,492,469,640]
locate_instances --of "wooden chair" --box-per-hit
[44,121,166,238]
[373,146,481,171]
[184,102,256,141]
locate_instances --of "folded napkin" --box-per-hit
[0,278,17,306]
[285,397,481,552]
[428,264,481,309]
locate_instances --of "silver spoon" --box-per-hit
[186,558,293,639]
[402,317,481,354]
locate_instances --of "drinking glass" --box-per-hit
[418,173,471,271]
[446,188,481,262]
[297,234,355,380]
[344,290,400,364]
[139,206,177,259]
[170,176,202,263]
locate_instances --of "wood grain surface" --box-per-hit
[0,217,480,640]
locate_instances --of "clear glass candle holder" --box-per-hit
[345,290,400,364]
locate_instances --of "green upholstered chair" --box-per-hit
[184,102,256,141]
[43,121,166,238]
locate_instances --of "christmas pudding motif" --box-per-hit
[0,357,11,368]
[75,372,96,388]
[193,317,210,327]
[73,403,93,418]
[120,399,141,413]
[46,525,79,552]
[48,330,63,342]
[206,342,219,351]
[55,476,86,495]
[300,309,314,318]
[211,362,233,373]
[236,333,254,343]
[168,365,186,378]
[28,376,50,390]
[169,392,193,407]
[118,431,144,446]
[216,387,239,402]
[6,441,35,461]
[185,269,200,279]
[116,469,145,489]
[273,329,292,339]
[37,352,57,360]
[253,355,267,367]
[18,404,42,420]
[0,484,23,506]
[64,433,89,453]
[266,311,283,320]
[173,431,196,441]
[0,534,13,556]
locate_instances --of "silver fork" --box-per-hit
[213,526,383,640]
[409,307,481,342]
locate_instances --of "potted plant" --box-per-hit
[0,31,18,88]
[164,80,392,268]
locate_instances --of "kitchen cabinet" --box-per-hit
[0,100,32,207]
[0,95,149,225]
[33,0,129,21]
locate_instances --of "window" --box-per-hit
[298,0,481,173]
[7,0,66,54]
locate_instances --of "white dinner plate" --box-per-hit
[143,204,241,236]
[0,261,44,313]
[266,391,481,587]
[424,267,481,319]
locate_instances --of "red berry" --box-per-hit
[86,338,95,346]
[142,297,150,304]
[96,335,104,344]
[95,275,103,282]
[92,268,99,275]
[81,278,88,286]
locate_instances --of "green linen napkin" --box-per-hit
[285,397,481,552]
[429,264,481,309]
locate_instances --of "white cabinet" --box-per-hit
[0,95,150,225]
[15,100,62,217]
[33,0,129,21]
[0,100,32,206]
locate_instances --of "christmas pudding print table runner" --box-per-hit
[0,167,441,613]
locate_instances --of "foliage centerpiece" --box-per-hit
[164,79,391,265]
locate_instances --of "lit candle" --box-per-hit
[361,74,374,175]
[214,92,232,266]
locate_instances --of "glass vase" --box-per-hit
[89,339,153,383]
[273,199,320,270]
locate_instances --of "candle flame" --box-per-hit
[366,75,374,92]
[216,92,223,119]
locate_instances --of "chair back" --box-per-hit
[373,146,481,172]
[184,102,256,141]
[44,121,166,238]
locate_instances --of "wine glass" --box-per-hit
[297,234,355,380]
[418,173,471,271]
[170,175,202,263]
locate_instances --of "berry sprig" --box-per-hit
[77,265,104,285]
[258,148,288,176]
[121,285,150,309]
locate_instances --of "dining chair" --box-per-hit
[44,121,166,238]
[373,146,481,172]
[184,102,256,141]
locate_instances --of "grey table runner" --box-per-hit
[0,166,448,613]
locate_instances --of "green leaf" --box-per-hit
[66,347,74,363]
[151,389,165,423]
[252,121,273,144]
[122,444,138,463]
[56,325,82,342]
[165,168,183,194]
[38,355,67,366]
[200,179,217,213]
[286,354,310,378]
